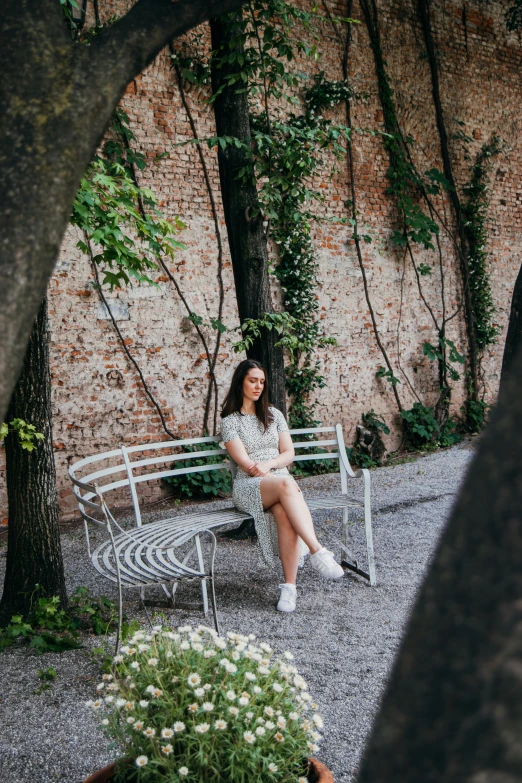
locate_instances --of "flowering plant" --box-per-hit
[87,625,324,782]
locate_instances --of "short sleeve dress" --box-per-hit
[220,406,308,568]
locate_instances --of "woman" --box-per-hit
[220,359,344,613]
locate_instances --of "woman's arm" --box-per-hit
[223,437,256,474]
[247,431,295,477]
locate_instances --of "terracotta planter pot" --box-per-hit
[82,757,334,783]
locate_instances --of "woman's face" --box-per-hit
[242,368,265,404]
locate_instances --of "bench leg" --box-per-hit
[195,534,209,616]
[362,470,377,586]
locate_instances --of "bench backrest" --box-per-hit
[69,424,355,531]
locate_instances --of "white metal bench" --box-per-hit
[68,423,376,649]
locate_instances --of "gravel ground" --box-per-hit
[0,441,476,783]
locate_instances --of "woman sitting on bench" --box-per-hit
[221,359,344,613]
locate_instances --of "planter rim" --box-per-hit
[82,757,334,782]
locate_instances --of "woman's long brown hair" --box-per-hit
[221,359,273,430]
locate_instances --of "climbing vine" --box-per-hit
[462,136,502,350]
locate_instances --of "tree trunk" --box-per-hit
[501,262,522,384]
[357,338,522,781]
[210,13,287,414]
[0,0,248,423]
[0,297,66,623]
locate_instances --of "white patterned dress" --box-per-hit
[220,407,308,568]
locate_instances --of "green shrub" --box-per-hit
[348,409,390,468]
[401,403,462,450]
[163,443,231,500]
[463,399,489,433]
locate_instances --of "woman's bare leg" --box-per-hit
[260,476,322,554]
[271,502,300,584]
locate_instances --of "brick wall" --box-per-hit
[1,0,521,523]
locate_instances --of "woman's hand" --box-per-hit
[247,461,272,477]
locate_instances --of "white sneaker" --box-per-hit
[277,583,297,613]
[310,547,344,580]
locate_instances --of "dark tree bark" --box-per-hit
[357,337,522,781]
[0,0,248,424]
[417,0,479,402]
[0,297,66,623]
[210,12,287,414]
[501,262,522,384]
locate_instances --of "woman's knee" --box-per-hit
[280,477,298,495]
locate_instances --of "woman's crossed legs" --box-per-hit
[260,476,322,585]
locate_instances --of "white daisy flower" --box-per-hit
[215,719,227,730]
[152,624,162,632]
[115,699,126,708]
[161,744,173,756]
[245,651,255,660]
[135,755,148,767]
[248,634,256,641]
[139,700,149,708]
[134,720,144,731]
[226,663,237,674]
[268,762,278,772]
[125,702,135,711]
[231,651,240,661]
[102,674,113,681]
[260,643,272,653]
[179,767,189,777]
[264,707,274,717]
[239,696,249,706]
[246,711,254,720]
[226,690,236,701]
[166,651,173,658]
[104,696,114,704]
[255,726,266,736]
[145,685,156,694]
[180,641,190,650]
[275,732,284,743]
[229,707,239,717]
[138,644,149,653]
[302,693,312,702]
[289,712,299,721]
[101,718,109,726]
[298,778,308,783]
[313,713,324,728]
[215,638,227,649]
[243,731,256,744]
[187,703,198,713]
[194,688,205,698]
[265,720,275,730]
[284,651,294,660]
[130,662,140,671]
[173,721,186,732]
[161,728,174,739]
[96,683,105,691]
[245,672,257,682]
[121,646,130,654]
[204,649,216,658]
[192,642,203,652]
[260,658,270,666]
[272,683,283,693]
[252,653,262,662]
[126,717,135,724]
[311,730,322,741]
[194,722,210,734]
[106,683,119,692]
[202,702,214,712]
[258,666,270,676]
[171,676,179,684]
[143,727,156,738]
[253,686,262,695]
[187,673,201,687]
[203,684,212,691]
[147,658,158,667]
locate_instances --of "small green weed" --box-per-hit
[0,585,124,655]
